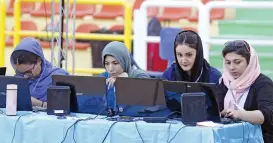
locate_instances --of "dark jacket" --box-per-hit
[162,63,221,84]
[217,74,273,143]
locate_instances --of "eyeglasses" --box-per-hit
[15,64,35,77]
[224,40,250,52]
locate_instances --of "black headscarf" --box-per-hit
[174,30,211,82]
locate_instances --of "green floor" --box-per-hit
[209,0,273,79]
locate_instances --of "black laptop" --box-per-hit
[0,76,32,111]
[200,83,236,123]
[115,77,171,117]
[162,80,235,124]
[162,80,201,112]
[52,75,107,114]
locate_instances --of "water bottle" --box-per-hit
[6,84,17,116]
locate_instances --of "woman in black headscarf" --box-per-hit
[162,30,222,112]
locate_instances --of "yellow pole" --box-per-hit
[14,0,133,52]
[67,68,105,75]
[14,0,21,47]
[13,0,133,74]
[123,2,132,52]
[0,0,6,66]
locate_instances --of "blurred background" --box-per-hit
[1,0,273,79]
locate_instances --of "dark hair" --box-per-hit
[173,30,210,82]
[222,40,251,64]
[12,50,40,65]
[174,31,198,49]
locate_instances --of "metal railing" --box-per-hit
[198,0,273,61]
[134,0,273,70]
[11,0,132,74]
[0,0,6,67]
[133,0,203,70]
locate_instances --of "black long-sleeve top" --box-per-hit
[217,74,273,143]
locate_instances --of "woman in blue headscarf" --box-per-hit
[100,41,150,112]
[10,37,69,108]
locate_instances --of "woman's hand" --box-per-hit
[42,102,47,108]
[221,108,241,119]
[118,72,128,77]
[31,97,47,108]
[221,109,265,124]
[106,72,128,89]
[106,77,117,89]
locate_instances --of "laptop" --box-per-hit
[143,80,173,118]
[0,67,6,75]
[162,80,202,93]
[0,76,32,111]
[52,75,107,114]
[115,77,160,117]
[162,80,200,112]
[163,80,234,124]
[200,83,235,124]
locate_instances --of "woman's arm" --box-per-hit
[221,109,264,124]
[222,77,273,125]
[255,78,273,125]
[238,110,264,124]
[31,96,42,106]
[31,96,47,108]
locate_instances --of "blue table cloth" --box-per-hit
[0,111,264,143]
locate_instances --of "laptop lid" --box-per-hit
[115,77,158,106]
[162,80,202,93]
[162,80,187,93]
[155,80,166,106]
[52,75,106,95]
[162,81,214,118]
[115,77,159,116]
[52,75,107,114]
[0,67,6,75]
[0,76,32,111]
[199,83,222,121]
[145,80,173,117]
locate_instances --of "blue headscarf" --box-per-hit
[10,37,69,102]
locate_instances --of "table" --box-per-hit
[0,111,264,143]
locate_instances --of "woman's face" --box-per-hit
[224,52,248,79]
[175,44,197,72]
[14,59,42,79]
[104,55,124,77]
